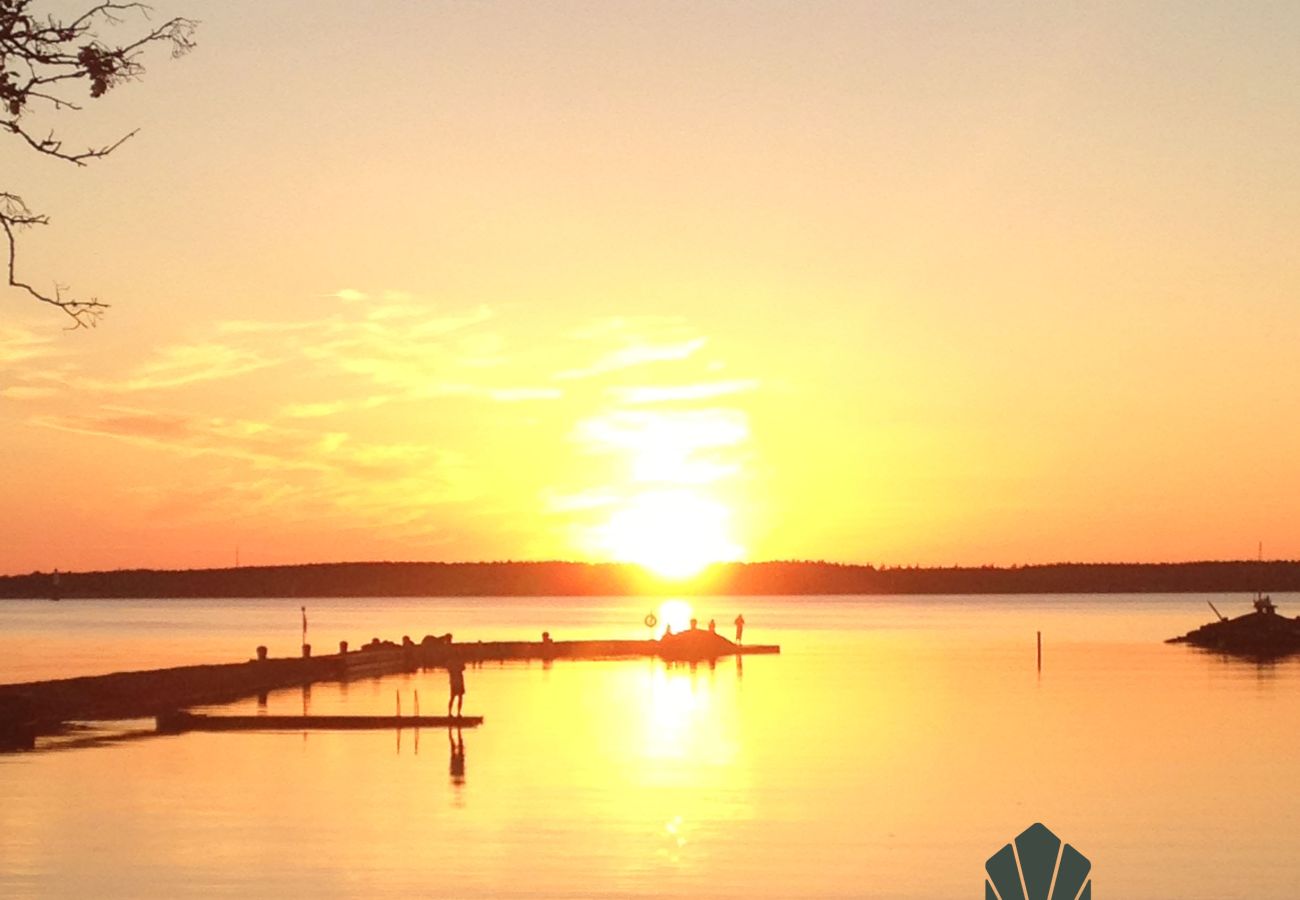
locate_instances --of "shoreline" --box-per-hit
[4,559,1300,599]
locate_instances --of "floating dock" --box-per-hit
[157,711,483,733]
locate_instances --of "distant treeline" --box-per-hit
[3,560,1300,599]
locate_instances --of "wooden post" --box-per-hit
[395,690,401,717]
[414,690,420,717]
[1037,631,1042,672]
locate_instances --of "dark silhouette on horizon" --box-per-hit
[8,559,1300,599]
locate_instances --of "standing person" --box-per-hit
[447,657,466,717]
[708,618,717,633]
[734,613,745,644]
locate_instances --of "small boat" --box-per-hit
[1166,593,1300,659]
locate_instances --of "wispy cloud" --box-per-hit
[575,408,750,485]
[110,342,276,392]
[1,385,58,400]
[556,337,708,380]
[543,488,621,513]
[564,316,692,342]
[216,319,328,337]
[7,291,758,551]
[34,404,482,524]
[0,324,59,367]
[608,379,759,404]
[489,387,563,402]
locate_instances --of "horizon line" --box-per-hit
[5,557,1300,580]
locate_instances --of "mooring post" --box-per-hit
[414,690,420,717]
[396,690,401,718]
[1037,631,1042,671]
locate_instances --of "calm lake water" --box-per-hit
[2,593,1299,898]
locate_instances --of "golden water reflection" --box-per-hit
[3,596,1300,897]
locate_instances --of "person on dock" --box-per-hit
[447,657,466,717]
[734,613,745,644]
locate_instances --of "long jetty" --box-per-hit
[0,630,777,750]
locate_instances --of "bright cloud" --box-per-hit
[608,379,760,404]
[5,290,761,566]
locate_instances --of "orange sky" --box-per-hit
[3,2,1300,574]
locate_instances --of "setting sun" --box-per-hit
[597,489,743,580]
[655,599,695,635]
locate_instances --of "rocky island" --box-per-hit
[1166,595,1300,659]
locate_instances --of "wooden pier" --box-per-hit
[0,629,777,748]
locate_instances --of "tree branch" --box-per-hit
[2,193,107,328]
[1,1,196,323]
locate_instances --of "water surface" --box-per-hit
[1,594,1297,898]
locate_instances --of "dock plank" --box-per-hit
[157,711,483,732]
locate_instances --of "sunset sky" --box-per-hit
[3,1,1300,574]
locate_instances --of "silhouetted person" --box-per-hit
[689,617,699,630]
[449,728,466,785]
[447,658,466,717]
[708,618,717,633]
[664,624,674,638]
[734,614,745,644]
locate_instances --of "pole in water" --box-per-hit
[396,690,401,717]
[414,690,420,717]
[1037,631,1042,672]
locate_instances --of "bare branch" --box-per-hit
[2,193,107,329]
[1,1,197,323]
[4,119,137,164]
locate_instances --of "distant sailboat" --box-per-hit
[1253,541,1275,614]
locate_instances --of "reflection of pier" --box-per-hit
[0,631,778,750]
